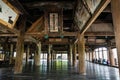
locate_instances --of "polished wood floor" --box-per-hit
[0,60,119,80]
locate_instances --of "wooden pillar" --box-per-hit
[11,44,14,57]
[90,51,92,62]
[14,16,26,74]
[102,48,104,59]
[14,32,24,73]
[47,53,50,62]
[68,51,70,64]
[73,44,77,67]
[3,43,7,61]
[111,0,120,72]
[51,51,54,61]
[10,44,14,64]
[85,52,87,61]
[108,47,115,66]
[98,48,100,60]
[26,45,30,64]
[8,44,11,61]
[78,34,86,75]
[0,44,2,59]
[94,51,97,59]
[69,44,73,65]
[107,48,110,63]
[47,44,51,62]
[91,49,94,62]
[51,50,54,61]
[53,51,56,60]
[34,42,41,66]
[87,52,89,61]
[89,51,91,61]
[61,52,62,61]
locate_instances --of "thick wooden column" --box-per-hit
[34,42,41,66]
[73,44,77,67]
[78,34,86,75]
[14,16,26,74]
[14,34,24,74]
[108,47,115,66]
[111,0,120,71]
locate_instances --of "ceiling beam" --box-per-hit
[24,36,37,43]
[45,41,70,45]
[85,32,114,36]
[81,0,111,35]
[26,31,77,37]
[24,1,74,10]
[0,24,19,34]
[0,33,17,37]
[0,31,114,37]
[27,16,44,33]
[48,31,77,37]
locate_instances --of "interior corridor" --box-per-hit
[0,60,119,80]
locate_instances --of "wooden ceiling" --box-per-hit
[0,0,115,51]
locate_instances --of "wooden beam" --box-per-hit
[85,32,114,36]
[42,38,70,45]
[0,24,19,34]
[26,31,45,36]
[111,0,120,71]
[0,33,17,37]
[43,42,70,45]
[48,31,77,37]
[44,11,49,34]
[24,1,74,10]
[0,31,45,37]
[24,36,37,43]
[27,16,44,33]
[78,34,86,74]
[26,31,77,37]
[81,0,111,35]
[0,31,114,37]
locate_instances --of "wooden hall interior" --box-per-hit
[0,0,120,80]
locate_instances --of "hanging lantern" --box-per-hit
[44,34,49,39]
[60,35,64,38]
